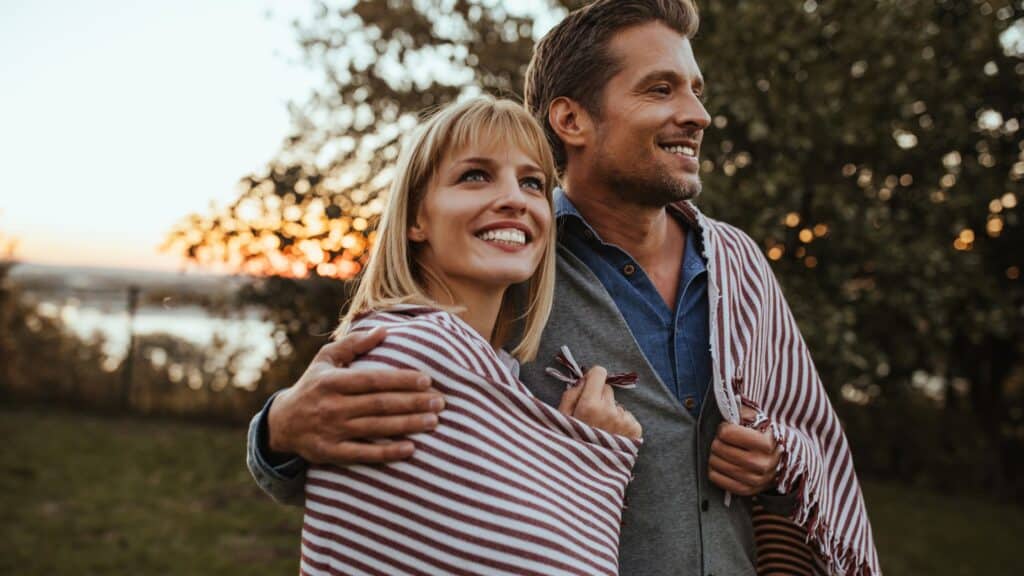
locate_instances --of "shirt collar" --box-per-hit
[554,187,706,268]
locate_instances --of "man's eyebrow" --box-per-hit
[635,69,705,92]
[635,69,682,87]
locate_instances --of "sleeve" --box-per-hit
[245,389,308,507]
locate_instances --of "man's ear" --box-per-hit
[548,96,591,150]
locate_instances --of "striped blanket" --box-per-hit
[683,200,882,576]
[300,306,641,576]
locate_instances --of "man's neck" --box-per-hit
[563,184,683,269]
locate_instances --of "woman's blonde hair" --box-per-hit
[335,95,558,362]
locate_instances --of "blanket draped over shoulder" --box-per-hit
[681,200,882,576]
[299,306,641,576]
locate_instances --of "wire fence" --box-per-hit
[1,270,286,424]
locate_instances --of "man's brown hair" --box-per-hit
[524,0,700,173]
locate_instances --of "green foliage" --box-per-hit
[167,0,1024,495]
[692,0,1024,495]
[238,274,357,390]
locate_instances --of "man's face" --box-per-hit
[586,22,711,207]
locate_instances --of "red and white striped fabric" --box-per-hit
[300,306,641,576]
[681,201,882,576]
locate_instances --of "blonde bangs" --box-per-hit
[442,101,557,184]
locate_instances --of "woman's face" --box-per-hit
[410,140,551,296]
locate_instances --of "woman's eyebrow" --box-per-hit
[453,156,542,175]
[452,156,498,168]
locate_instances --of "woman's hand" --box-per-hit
[557,366,642,440]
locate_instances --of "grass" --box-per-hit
[2,405,1022,575]
[0,406,302,575]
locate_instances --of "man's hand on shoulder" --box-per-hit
[708,405,782,497]
[267,326,445,465]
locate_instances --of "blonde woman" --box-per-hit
[299,96,642,576]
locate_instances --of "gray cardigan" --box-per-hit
[247,242,758,576]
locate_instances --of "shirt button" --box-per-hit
[622,263,636,276]
[583,228,595,240]
[684,397,697,410]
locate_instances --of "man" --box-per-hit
[247,1,880,574]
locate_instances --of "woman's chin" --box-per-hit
[471,266,536,288]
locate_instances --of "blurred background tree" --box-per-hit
[164,0,1024,497]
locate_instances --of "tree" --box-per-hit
[165,0,1024,495]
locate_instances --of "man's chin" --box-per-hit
[663,174,702,203]
[678,181,702,201]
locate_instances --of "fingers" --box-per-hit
[344,412,441,438]
[318,327,388,366]
[621,408,642,440]
[342,391,445,418]
[710,437,777,477]
[309,439,417,466]
[558,385,584,415]
[739,404,757,424]
[577,366,609,413]
[716,422,775,453]
[708,452,765,489]
[320,368,432,395]
[708,467,759,496]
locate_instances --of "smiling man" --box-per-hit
[247,1,880,575]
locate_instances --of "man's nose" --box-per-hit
[675,93,711,130]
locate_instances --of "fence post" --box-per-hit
[121,285,139,411]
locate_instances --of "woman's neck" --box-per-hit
[425,277,505,345]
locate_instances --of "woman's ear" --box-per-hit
[548,96,591,149]
[408,223,427,242]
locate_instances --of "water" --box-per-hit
[50,302,277,388]
[8,263,278,388]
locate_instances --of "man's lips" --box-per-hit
[658,139,700,159]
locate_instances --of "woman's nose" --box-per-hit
[495,175,528,212]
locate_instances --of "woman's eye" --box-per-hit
[458,169,489,183]
[520,177,544,191]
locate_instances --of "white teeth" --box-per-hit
[662,144,697,157]
[477,228,527,246]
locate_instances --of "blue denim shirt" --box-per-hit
[555,190,711,417]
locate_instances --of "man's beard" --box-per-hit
[595,146,702,208]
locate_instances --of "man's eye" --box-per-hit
[651,85,671,95]
[521,176,544,191]
[458,169,489,183]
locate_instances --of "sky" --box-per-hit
[3,2,1018,274]
[0,0,319,271]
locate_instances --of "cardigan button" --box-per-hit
[622,263,636,276]
[701,499,709,512]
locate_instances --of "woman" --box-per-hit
[299,96,642,576]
